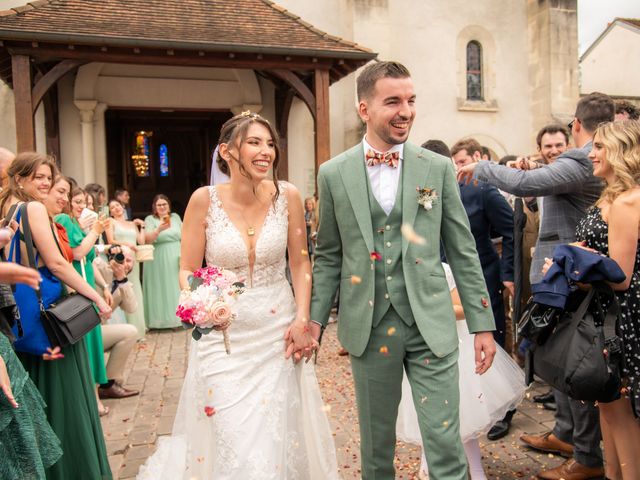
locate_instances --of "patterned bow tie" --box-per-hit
[365,149,400,168]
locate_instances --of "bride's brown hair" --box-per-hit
[215,112,281,201]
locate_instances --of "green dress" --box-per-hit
[55,214,108,385]
[113,222,146,337]
[143,213,182,329]
[0,333,63,479]
[18,339,112,479]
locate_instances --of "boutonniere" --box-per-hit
[416,186,438,210]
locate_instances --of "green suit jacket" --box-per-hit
[310,142,495,357]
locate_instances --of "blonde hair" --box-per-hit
[595,120,640,203]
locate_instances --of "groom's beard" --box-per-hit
[378,115,413,146]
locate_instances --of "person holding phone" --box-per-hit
[54,185,113,415]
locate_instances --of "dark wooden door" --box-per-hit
[105,109,232,218]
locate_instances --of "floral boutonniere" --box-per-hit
[416,186,438,210]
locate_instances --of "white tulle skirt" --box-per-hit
[397,321,526,444]
[137,282,338,479]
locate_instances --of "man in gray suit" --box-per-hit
[457,92,614,480]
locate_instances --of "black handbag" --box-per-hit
[517,297,562,344]
[21,203,101,348]
[530,282,623,403]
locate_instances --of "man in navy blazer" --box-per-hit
[449,138,514,348]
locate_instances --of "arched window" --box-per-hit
[466,41,483,101]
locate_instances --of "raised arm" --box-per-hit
[179,187,208,290]
[28,203,110,317]
[472,155,593,197]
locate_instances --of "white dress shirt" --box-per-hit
[363,137,404,215]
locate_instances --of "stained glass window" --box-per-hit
[466,41,483,101]
[159,144,169,177]
[132,131,151,177]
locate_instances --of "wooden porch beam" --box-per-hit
[32,59,84,114]
[270,69,316,120]
[11,54,35,152]
[313,68,330,175]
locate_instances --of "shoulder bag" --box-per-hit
[530,282,623,403]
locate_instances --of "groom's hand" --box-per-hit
[474,331,496,375]
[309,322,322,342]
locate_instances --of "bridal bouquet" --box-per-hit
[176,266,245,354]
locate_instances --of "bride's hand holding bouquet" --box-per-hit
[176,266,245,354]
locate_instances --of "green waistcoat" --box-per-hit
[367,170,415,327]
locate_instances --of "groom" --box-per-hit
[309,61,497,479]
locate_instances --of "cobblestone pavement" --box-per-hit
[102,325,566,479]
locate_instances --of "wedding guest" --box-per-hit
[115,188,132,220]
[53,185,112,416]
[143,194,182,329]
[614,100,640,122]
[574,119,640,480]
[0,260,63,479]
[94,246,140,399]
[106,198,146,336]
[304,196,317,256]
[1,152,111,479]
[85,182,106,215]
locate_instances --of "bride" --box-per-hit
[138,112,338,479]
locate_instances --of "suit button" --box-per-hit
[386,276,392,281]
[386,242,391,248]
[386,259,392,265]
[385,225,391,231]
[384,293,390,299]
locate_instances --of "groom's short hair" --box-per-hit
[357,61,411,101]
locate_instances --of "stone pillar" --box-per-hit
[74,100,97,184]
[93,102,108,193]
[527,0,579,146]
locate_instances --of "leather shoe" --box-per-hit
[337,347,349,356]
[486,409,515,441]
[543,401,557,411]
[520,431,573,457]
[98,383,139,399]
[533,390,555,403]
[536,458,604,479]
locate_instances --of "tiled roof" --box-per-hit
[0,0,373,59]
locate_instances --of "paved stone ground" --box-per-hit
[102,325,566,479]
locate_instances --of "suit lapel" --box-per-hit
[402,144,431,257]
[338,144,374,252]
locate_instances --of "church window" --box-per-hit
[159,144,169,177]
[466,41,483,100]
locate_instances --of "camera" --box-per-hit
[106,244,125,264]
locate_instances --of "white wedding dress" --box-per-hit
[138,183,338,479]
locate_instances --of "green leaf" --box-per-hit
[188,275,204,290]
[192,329,202,341]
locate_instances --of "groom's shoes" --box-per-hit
[486,409,515,441]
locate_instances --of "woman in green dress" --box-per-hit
[1,153,112,479]
[143,195,182,329]
[106,199,147,337]
[54,188,111,404]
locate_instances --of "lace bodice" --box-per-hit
[205,182,289,288]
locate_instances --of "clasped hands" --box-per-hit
[284,317,321,363]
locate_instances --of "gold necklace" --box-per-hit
[237,209,255,236]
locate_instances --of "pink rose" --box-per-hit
[211,301,232,328]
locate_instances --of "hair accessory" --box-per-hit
[240,110,259,119]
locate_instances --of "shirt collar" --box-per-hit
[363,136,404,161]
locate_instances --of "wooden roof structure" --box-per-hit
[0,0,376,170]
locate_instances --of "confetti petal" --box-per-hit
[204,406,216,417]
[370,251,382,262]
[387,327,396,336]
[379,345,389,356]
[351,275,362,285]
[401,224,426,245]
